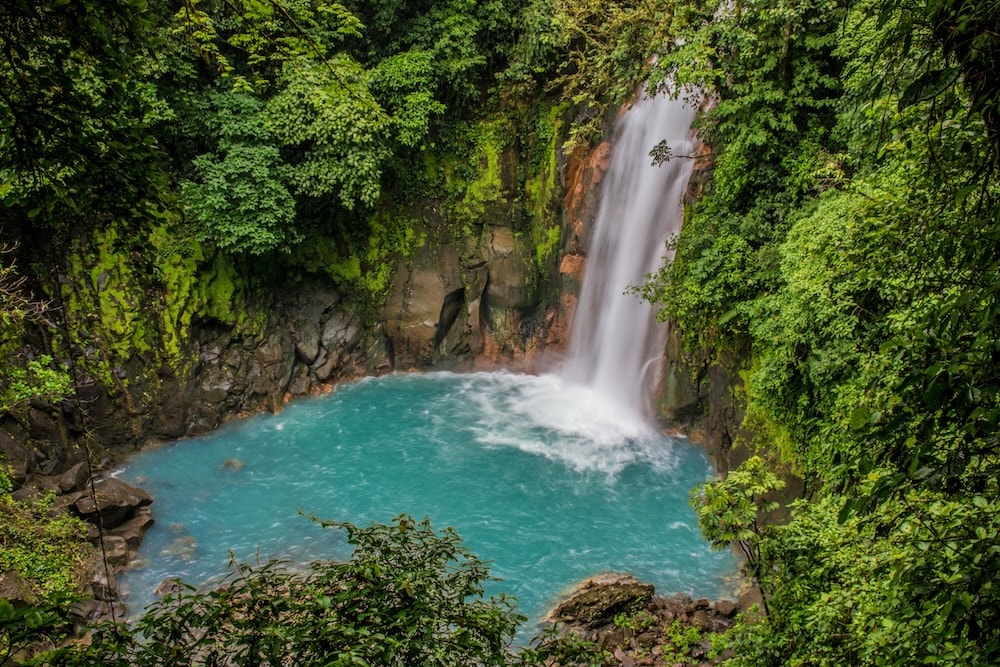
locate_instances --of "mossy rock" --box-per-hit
[548,573,655,628]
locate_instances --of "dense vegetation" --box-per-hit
[643,0,1000,663]
[11,516,525,666]
[0,467,92,604]
[3,0,1000,664]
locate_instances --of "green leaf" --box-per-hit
[849,406,870,430]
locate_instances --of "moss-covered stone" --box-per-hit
[525,103,569,270]
[288,210,427,308]
[60,224,153,389]
[549,574,655,628]
[448,119,516,231]
[58,221,258,394]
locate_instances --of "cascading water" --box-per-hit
[562,92,697,418]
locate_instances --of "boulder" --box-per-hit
[73,477,153,529]
[155,578,185,598]
[383,239,470,365]
[293,321,321,364]
[0,570,34,605]
[99,535,130,573]
[313,349,342,381]
[89,557,120,602]
[321,311,361,352]
[713,599,737,617]
[287,365,311,396]
[57,461,90,493]
[27,406,69,462]
[109,506,154,550]
[385,264,448,361]
[690,609,714,630]
[486,253,532,310]
[0,428,33,484]
[548,573,655,628]
[200,375,234,406]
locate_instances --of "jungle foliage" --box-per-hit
[0,462,93,661]
[0,0,676,418]
[646,0,1000,663]
[9,515,610,667]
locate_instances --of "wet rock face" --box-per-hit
[5,107,625,464]
[657,327,749,476]
[384,240,468,365]
[382,223,563,369]
[157,278,388,439]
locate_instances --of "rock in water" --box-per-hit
[548,573,655,628]
[221,458,245,471]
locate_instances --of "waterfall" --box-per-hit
[561,92,698,420]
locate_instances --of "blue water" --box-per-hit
[118,371,735,629]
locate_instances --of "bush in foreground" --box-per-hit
[24,515,524,667]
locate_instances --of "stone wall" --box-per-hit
[381,223,554,369]
[657,328,749,475]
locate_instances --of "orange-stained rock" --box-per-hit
[563,141,613,228]
[545,294,575,349]
[559,253,585,278]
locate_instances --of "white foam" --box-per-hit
[455,371,677,476]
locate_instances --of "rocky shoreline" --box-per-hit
[541,573,746,666]
[1,466,154,624]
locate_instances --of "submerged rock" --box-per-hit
[154,578,185,598]
[162,535,197,561]
[221,458,245,471]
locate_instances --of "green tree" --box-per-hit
[166,0,531,256]
[647,0,847,350]
[0,0,167,243]
[0,489,92,604]
[180,93,300,255]
[691,456,784,615]
[645,0,1000,660]
[0,247,72,415]
[0,597,69,667]
[0,462,92,667]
